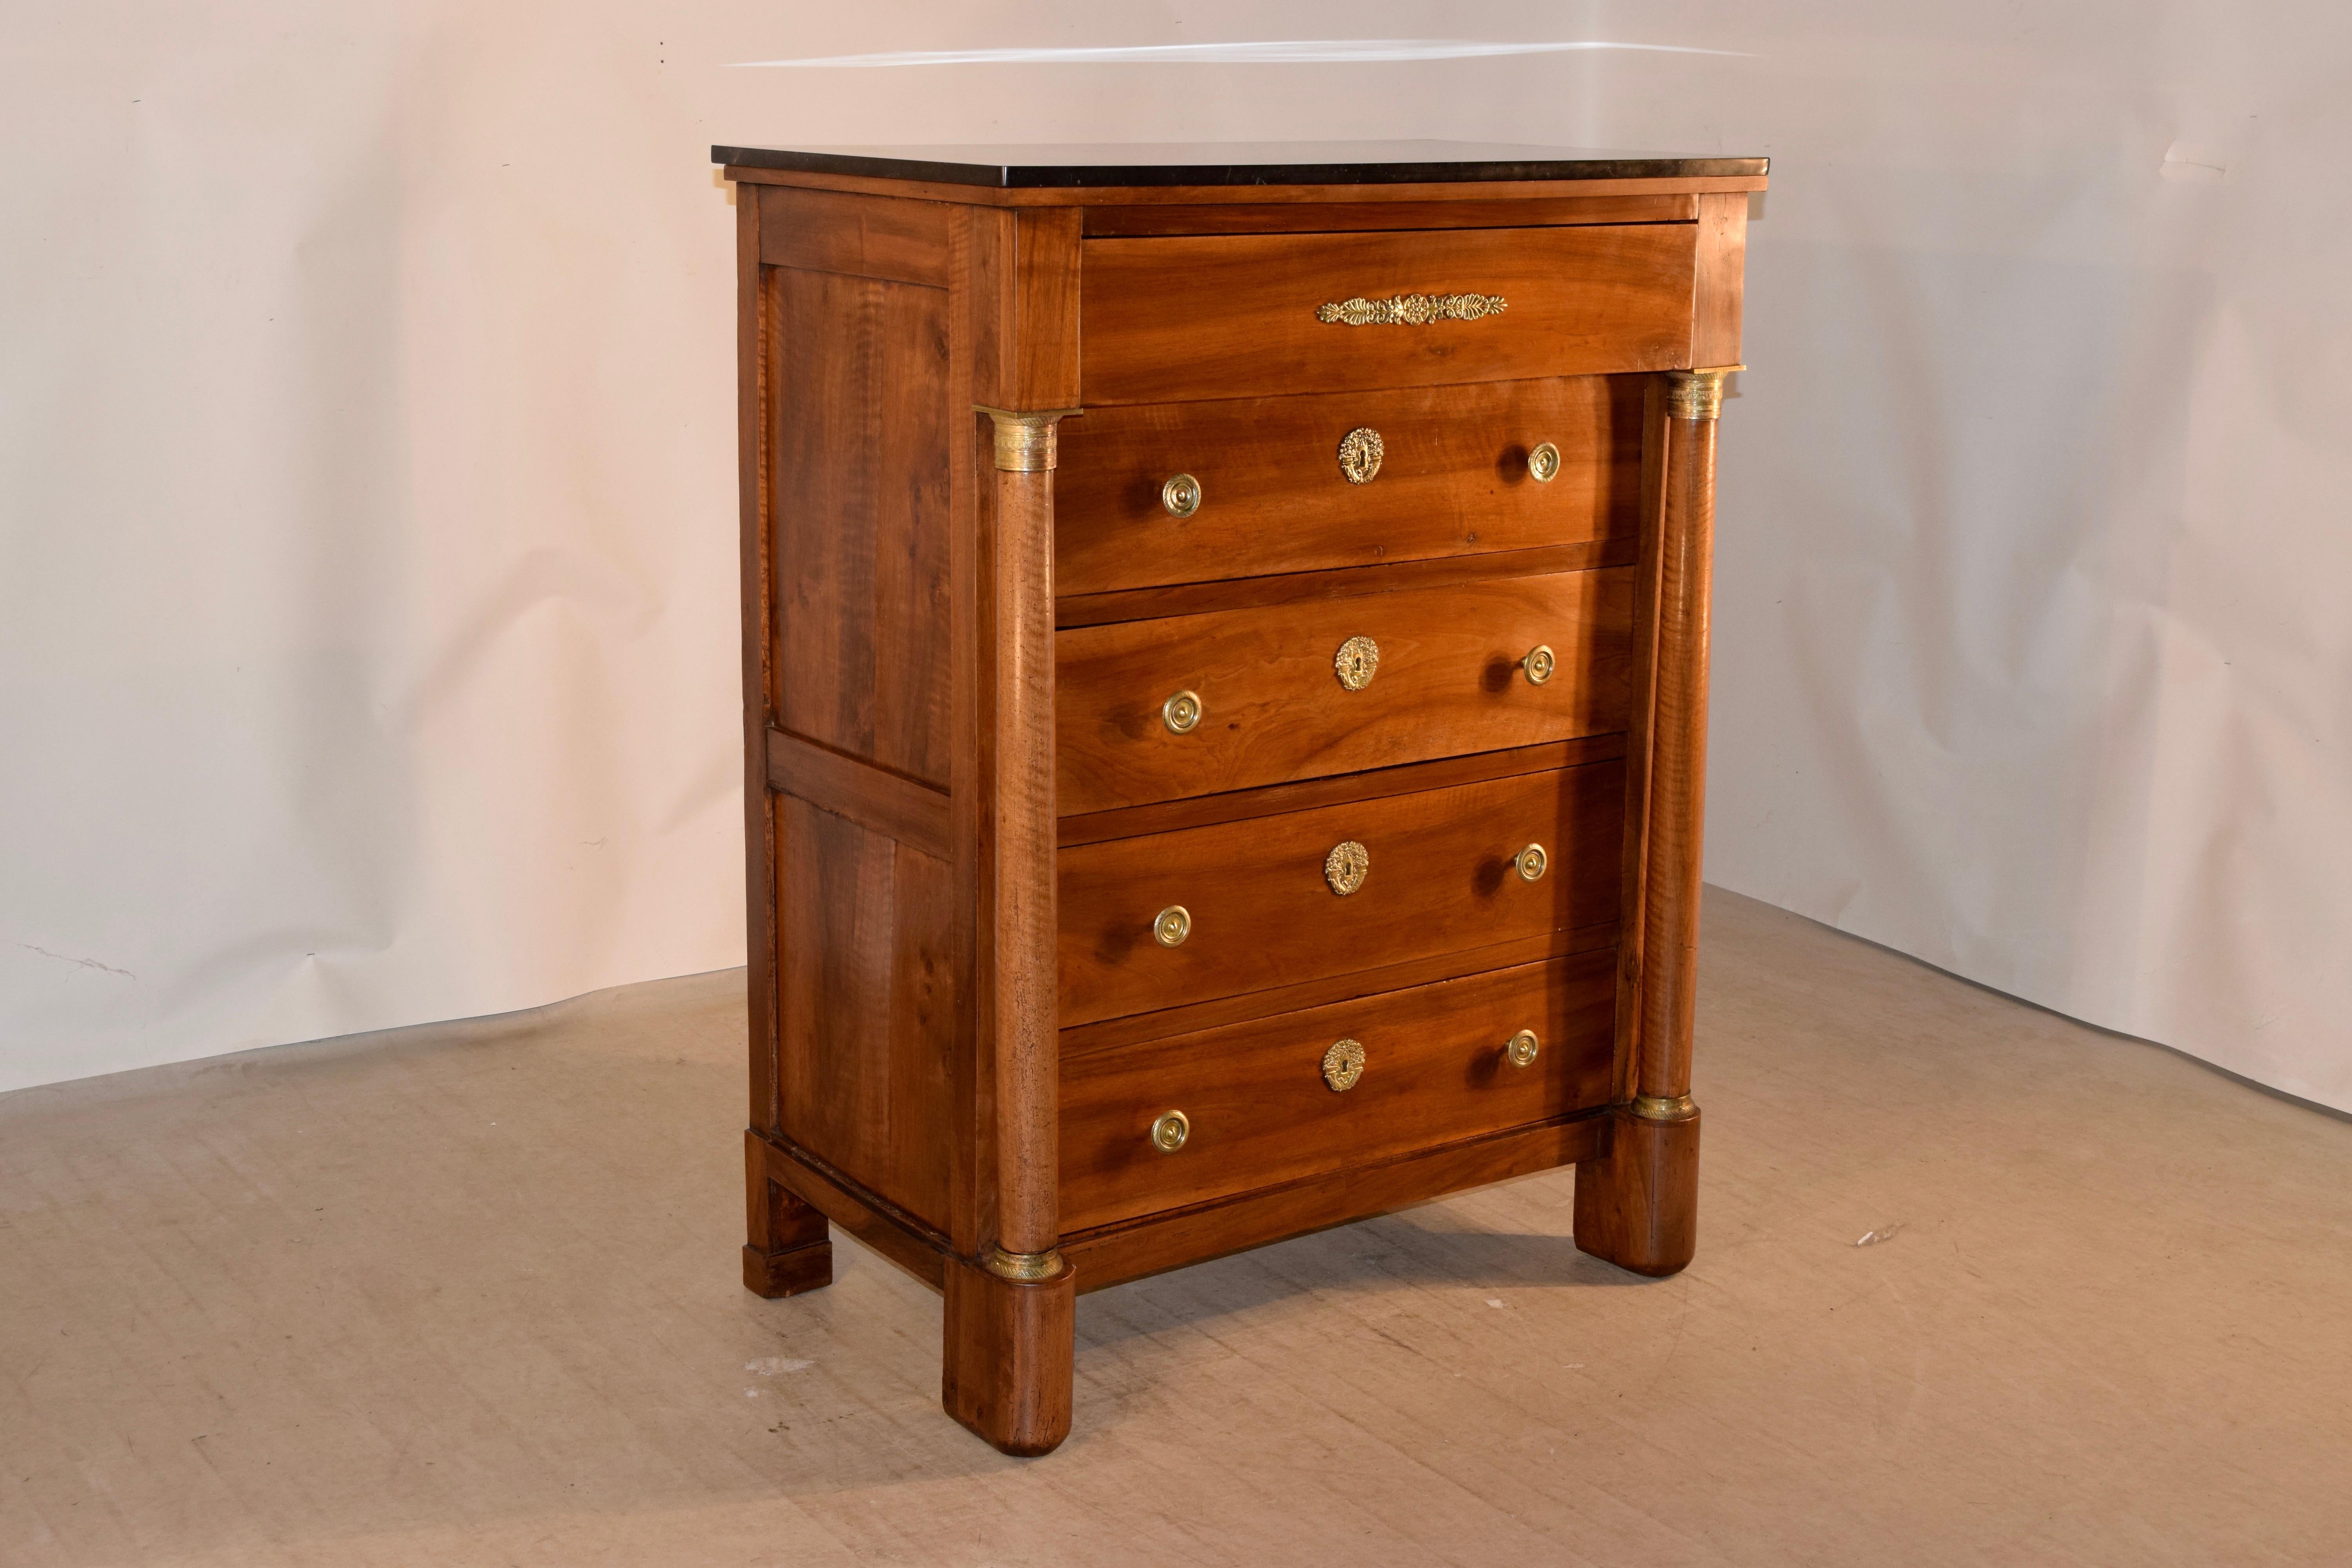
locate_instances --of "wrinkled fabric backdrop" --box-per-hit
[4,2,2347,1110]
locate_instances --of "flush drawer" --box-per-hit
[1056,568,1633,816]
[1059,952,1617,1234]
[1058,761,1622,1028]
[1054,376,1645,597]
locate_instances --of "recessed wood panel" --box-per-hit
[769,266,953,787]
[1059,952,1618,1232]
[1058,762,1623,1027]
[1055,377,1645,596]
[1056,568,1633,815]
[1080,224,1697,404]
[775,798,956,1232]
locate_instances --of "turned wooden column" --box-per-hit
[1575,365,1733,1278]
[942,406,1079,1457]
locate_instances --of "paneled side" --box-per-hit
[776,797,957,1231]
[769,267,953,786]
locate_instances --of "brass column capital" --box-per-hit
[975,406,1083,472]
[1631,1093,1700,1123]
[1662,366,1742,422]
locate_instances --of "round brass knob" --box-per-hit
[1504,1029,1540,1068]
[1152,905,1192,947]
[1162,689,1203,734]
[1322,1037,1366,1092]
[1514,843,1548,882]
[1324,840,1369,896]
[1528,441,1562,483]
[1150,1110,1191,1152]
[1522,644,1556,685]
[1161,473,1202,518]
[1337,426,1384,485]
[1334,635,1380,691]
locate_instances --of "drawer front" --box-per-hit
[1080,224,1697,405]
[1058,762,1622,1028]
[1056,570,1632,816]
[1056,377,1644,597]
[1060,953,1617,1233]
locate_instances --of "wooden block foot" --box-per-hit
[941,1254,1076,1457]
[1573,1104,1700,1277]
[744,1129,832,1298]
[742,1238,833,1298]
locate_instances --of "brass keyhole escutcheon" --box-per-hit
[1514,843,1548,882]
[1324,840,1369,896]
[1150,1110,1191,1152]
[1162,689,1203,733]
[1528,441,1561,483]
[1152,905,1192,947]
[1504,1029,1540,1068]
[1522,644,1556,685]
[1322,1037,1367,1093]
[1334,635,1380,691]
[1161,472,1202,518]
[1337,426,1384,485]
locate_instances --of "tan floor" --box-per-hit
[4,888,2347,1567]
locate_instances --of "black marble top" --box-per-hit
[710,140,1767,188]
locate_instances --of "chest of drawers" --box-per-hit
[716,141,1766,1455]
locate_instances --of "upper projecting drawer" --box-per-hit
[1079,224,1698,405]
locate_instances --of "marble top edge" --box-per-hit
[710,140,1769,187]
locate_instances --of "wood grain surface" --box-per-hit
[1058,953,1617,1233]
[1054,376,1644,595]
[1057,762,1623,1027]
[769,265,953,787]
[1056,568,1633,814]
[1080,224,1698,403]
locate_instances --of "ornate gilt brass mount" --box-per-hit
[1161,472,1202,517]
[982,1245,1066,1282]
[1632,1093,1699,1123]
[1333,635,1380,690]
[1504,1029,1540,1068]
[1522,644,1556,686]
[1149,1110,1191,1152]
[1514,843,1548,882]
[1321,1037,1366,1092]
[1316,292,1506,327]
[1323,840,1369,896]
[1337,426,1384,484]
[1162,689,1203,733]
[973,405,1082,472]
[1662,366,1742,423]
[1152,905,1192,948]
[1528,441,1561,483]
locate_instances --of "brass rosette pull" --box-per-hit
[1161,473,1202,517]
[1150,1110,1191,1152]
[1162,689,1203,733]
[1153,905,1192,947]
[1514,844,1548,882]
[1503,1029,1540,1068]
[1528,441,1561,483]
[1522,645,1556,685]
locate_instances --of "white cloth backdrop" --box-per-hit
[4,3,2347,1110]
